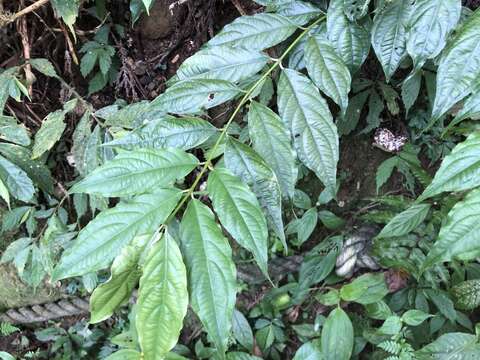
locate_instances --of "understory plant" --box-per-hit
[2,0,480,359]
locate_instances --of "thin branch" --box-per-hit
[0,0,49,28]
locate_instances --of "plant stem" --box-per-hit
[163,16,326,227]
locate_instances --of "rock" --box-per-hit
[0,264,60,310]
[138,0,174,40]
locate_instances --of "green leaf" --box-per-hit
[0,178,10,207]
[142,0,154,12]
[51,189,182,280]
[452,280,480,310]
[88,72,108,95]
[402,310,432,326]
[0,352,15,360]
[0,237,32,264]
[104,349,141,360]
[287,207,318,245]
[425,289,458,323]
[419,132,480,201]
[376,203,431,239]
[338,89,369,135]
[70,148,198,197]
[293,341,323,360]
[0,143,54,193]
[416,333,480,359]
[321,308,353,360]
[176,47,268,83]
[137,234,188,359]
[316,289,340,306]
[276,1,322,26]
[340,273,388,305]
[318,210,345,230]
[423,188,480,269]
[327,0,372,71]
[90,242,144,323]
[448,86,480,130]
[207,13,298,50]
[0,115,31,146]
[32,110,68,159]
[377,315,402,336]
[180,199,236,358]
[304,37,351,113]
[431,8,480,120]
[402,70,422,115]
[30,58,58,78]
[371,0,414,81]
[208,168,269,277]
[232,309,254,352]
[106,116,217,151]
[50,0,80,30]
[407,0,461,71]
[0,155,34,203]
[151,79,240,115]
[344,0,370,20]
[226,139,284,240]
[277,69,339,197]
[247,101,297,200]
[80,50,98,77]
[298,248,337,292]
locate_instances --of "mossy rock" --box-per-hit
[0,263,60,310]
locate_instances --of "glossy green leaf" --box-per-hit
[90,242,144,323]
[50,0,79,30]
[402,310,432,326]
[448,87,480,130]
[304,36,351,112]
[106,116,217,150]
[207,13,298,50]
[151,79,240,115]
[30,58,58,78]
[232,309,254,352]
[423,188,480,269]
[431,8,480,120]
[407,0,461,71]
[416,333,480,359]
[176,47,268,83]
[70,148,198,197]
[376,203,431,239]
[224,138,286,251]
[402,70,422,115]
[32,104,73,159]
[0,115,30,146]
[0,143,54,194]
[276,1,322,26]
[0,178,10,207]
[277,69,338,197]
[293,341,323,360]
[247,101,297,200]
[340,273,388,305]
[0,155,34,203]
[180,199,236,358]
[321,308,353,360]
[104,349,141,360]
[327,0,372,71]
[371,0,414,81]
[51,189,182,280]
[208,168,269,277]
[137,234,188,359]
[419,132,480,201]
